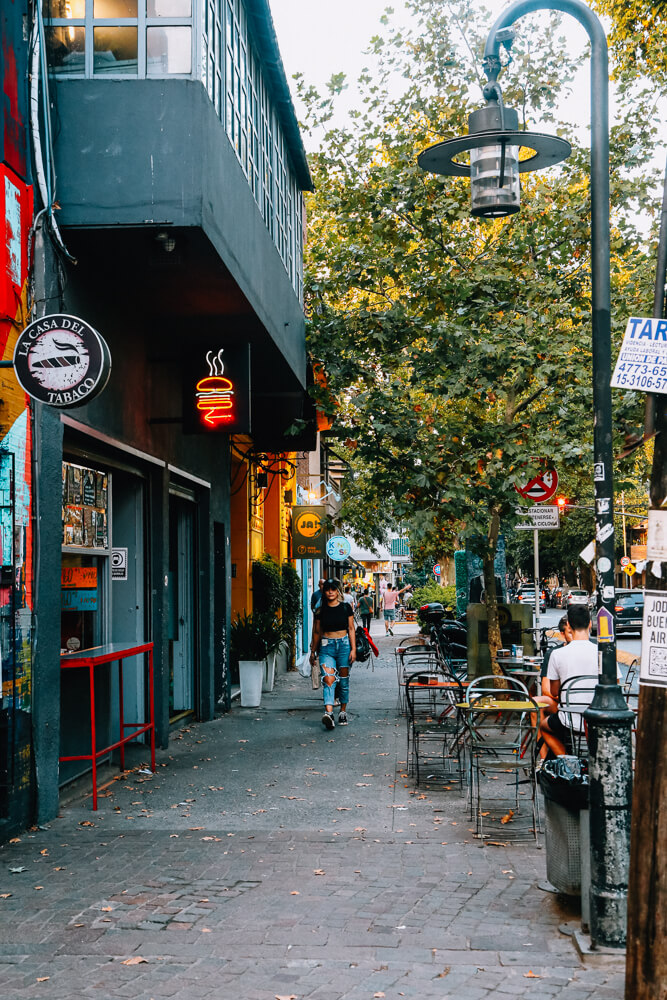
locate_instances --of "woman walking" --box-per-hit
[309,579,356,729]
[358,587,373,632]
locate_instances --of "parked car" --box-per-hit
[613,589,644,634]
[566,589,589,608]
[516,583,547,613]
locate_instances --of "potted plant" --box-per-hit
[230,612,268,706]
[252,555,284,691]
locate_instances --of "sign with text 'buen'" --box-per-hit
[515,506,560,530]
[640,591,667,688]
[292,506,327,559]
[611,316,667,393]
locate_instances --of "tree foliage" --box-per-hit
[594,0,667,84]
[302,0,658,658]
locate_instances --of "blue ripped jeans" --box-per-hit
[319,636,351,709]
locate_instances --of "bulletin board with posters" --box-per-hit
[61,461,111,654]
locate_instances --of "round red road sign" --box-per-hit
[514,469,558,504]
[620,556,630,567]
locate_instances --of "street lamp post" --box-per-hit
[418,0,634,949]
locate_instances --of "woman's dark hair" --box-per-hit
[323,578,340,591]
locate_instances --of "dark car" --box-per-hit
[590,589,644,634]
[613,590,644,634]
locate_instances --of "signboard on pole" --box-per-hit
[326,536,351,562]
[640,591,667,688]
[597,607,615,644]
[623,562,636,577]
[611,317,667,393]
[514,469,558,504]
[515,506,560,530]
[620,556,630,567]
[433,563,441,577]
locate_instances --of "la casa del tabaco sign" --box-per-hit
[13,314,111,408]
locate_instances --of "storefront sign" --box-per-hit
[183,345,250,434]
[292,506,327,559]
[61,566,97,589]
[61,589,98,611]
[14,314,111,407]
[326,536,351,561]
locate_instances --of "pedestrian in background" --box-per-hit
[311,578,325,613]
[343,584,356,609]
[309,579,356,730]
[382,582,412,636]
[358,587,373,632]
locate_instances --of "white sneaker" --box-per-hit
[322,713,335,730]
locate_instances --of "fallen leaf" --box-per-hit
[290,891,300,895]
[524,971,542,978]
[501,810,515,825]
[34,886,44,890]
[374,993,386,998]
[436,966,451,977]
[189,827,204,831]
[313,869,326,876]
[36,977,50,982]
[275,995,297,1000]
[336,807,351,812]
[486,842,509,847]
[79,820,95,827]
[40,849,49,856]
[201,928,212,933]
[101,906,113,912]
[53,867,66,871]
[0,893,12,899]
[121,956,148,965]
[9,866,27,873]
[9,837,20,844]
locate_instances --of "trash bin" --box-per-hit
[538,756,589,896]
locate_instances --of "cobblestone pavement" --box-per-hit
[0,631,626,999]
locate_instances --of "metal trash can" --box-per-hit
[538,756,589,896]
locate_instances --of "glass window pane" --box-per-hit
[44,0,86,18]
[45,26,85,73]
[94,0,137,15]
[147,0,191,15]
[93,26,138,74]
[147,26,191,75]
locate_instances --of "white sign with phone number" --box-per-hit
[611,317,667,393]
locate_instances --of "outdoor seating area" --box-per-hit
[395,631,639,847]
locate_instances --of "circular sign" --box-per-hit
[326,536,351,562]
[514,469,558,504]
[620,556,630,567]
[13,314,111,408]
[293,509,323,538]
[433,564,441,576]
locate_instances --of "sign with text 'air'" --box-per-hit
[515,506,560,530]
[611,317,667,394]
[640,591,667,688]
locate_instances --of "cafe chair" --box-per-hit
[396,641,440,713]
[405,670,466,786]
[558,674,599,760]
[464,675,540,844]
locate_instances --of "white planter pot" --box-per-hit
[262,651,276,692]
[238,660,264,707]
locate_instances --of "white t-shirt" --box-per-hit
[343,593,355,608]
[547,639,599,726]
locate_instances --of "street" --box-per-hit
[0,630,626,1000]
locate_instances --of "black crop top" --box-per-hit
[316,600,353,633]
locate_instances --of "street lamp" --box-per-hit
[419,0,634,951]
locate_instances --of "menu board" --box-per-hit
[62,462,108,549]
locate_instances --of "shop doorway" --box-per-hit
[169,493,198,718]
[109,470,147,739]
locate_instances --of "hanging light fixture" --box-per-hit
[418,82,571,218]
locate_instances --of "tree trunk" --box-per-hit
[482,507,504,680]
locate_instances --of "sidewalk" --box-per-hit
[0,633,625,999]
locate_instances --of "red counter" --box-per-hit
[60,641,155,810]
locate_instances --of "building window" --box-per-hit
[44,0,192,78]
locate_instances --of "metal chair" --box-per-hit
[558,674,599,759]
[396,640,439,712]
[464,675,540,844]
[405,669,466,786]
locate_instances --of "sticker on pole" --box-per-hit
[611,317,667,393]
[514,469,558,504]
[640,591,667,688]
[597,607,614,644]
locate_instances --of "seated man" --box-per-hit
[535,615,571,759]
[540,604,597,757]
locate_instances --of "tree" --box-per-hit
[304,0,659,669]
[594,1,667,83]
